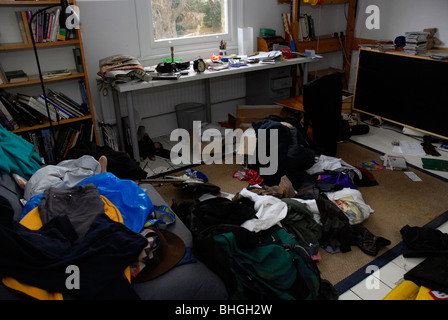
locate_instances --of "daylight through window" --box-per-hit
[151,0,227,42]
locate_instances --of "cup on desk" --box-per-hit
[219,50,227,56]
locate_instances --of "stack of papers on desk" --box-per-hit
[246,51,282,63]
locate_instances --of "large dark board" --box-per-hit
[353,49,448,139]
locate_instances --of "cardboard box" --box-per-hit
[235,105,284,130]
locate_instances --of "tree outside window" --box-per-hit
[151,0,227,41]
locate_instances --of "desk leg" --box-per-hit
[302,63,309,84]
[125,91,141,162]
[112,88,126,152]
[204,79,211,123]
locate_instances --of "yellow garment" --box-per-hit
[2,195,131,300]
[383,279,448,300]
[416,286,437,300]
[383,280,419,300]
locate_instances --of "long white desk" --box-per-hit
[112,56,316,161]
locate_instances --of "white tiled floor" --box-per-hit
[338,123,448,300]
[339,221,448,300]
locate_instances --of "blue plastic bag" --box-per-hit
[20,172,175,233]
[77,172,154,232]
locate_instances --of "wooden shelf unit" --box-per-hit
[277,0,357,87]
[0,0,98,163]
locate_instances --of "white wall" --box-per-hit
[76,0,448,138]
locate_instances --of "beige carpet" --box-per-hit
[152,141,448,287]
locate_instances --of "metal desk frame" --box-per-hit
[112,56,315,161]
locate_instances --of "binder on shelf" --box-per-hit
[73,48,84,73]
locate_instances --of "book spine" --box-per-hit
[0,99,20,130]
[0,108,14,131]
[52,9,61,42]
[43,12,49,43]
[0,65,7,84]
[21,11,33,45]
[15,11,28,45]
[47,91,85,117]
[46,13,54,43]
[41,128,54,163]
[63,129,78,158]
[57,127,73,159]
[299,16,309,42]
[29,10,37,42]
[14,99,43,125]
[79,80,90,113]
[0,93,30,127]
[37,96,67,120]
[308,15,315,41]
[37,11,43,43]
[50,89,86,115]
[43,96,74,118]
[29,132,42,158]
[73,48,84,73]
[19,96,58,122]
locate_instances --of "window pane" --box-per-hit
[151,0,227,41]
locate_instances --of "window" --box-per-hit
[135,0,242,62]
[151,0,227,42]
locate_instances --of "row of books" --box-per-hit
[281,13,316,43]
[404,31,429,55]
[15,9,73,45]
[298,14,316,42]
[19,121,94,164]
[0,81,90,131]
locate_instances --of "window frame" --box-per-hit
[135,0,243,63]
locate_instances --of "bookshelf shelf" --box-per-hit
[0,39,80,51]
[0,70,84,88]
[12,114,92,134]
[0,0,98,163]
[0,1,70,6]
